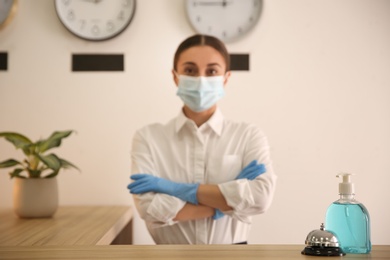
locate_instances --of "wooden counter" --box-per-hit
[0,245,389,260]
[0,206,133,246]
[0,206,388,259]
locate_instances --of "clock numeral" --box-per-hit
[222,31,227,38]
[118,10,125,20]
[196,16,201,23]
[107,21,115,32]
[91,25,100,35]
[79,19,86,30]
[238,27,242,33]
[67,10,75,21]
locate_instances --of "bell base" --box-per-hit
[301,246,345,256]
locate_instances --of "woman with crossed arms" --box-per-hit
[128,34,277,244]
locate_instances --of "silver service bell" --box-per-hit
[301,223,345,256]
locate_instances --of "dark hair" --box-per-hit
[173,34,230,72]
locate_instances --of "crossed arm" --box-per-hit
[173,185,231,221]
[128,160,264,221]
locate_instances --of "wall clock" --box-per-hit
[185,0,262,43]
[54,0,136,41]
[0,0,17,30]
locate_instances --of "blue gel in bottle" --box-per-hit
[325,174,371,254]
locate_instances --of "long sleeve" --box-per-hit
[218,125,277,223]
[131,129,186,228]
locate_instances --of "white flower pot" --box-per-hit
[13,177,58,218]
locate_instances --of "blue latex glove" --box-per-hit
[213,209,225,220]
[213,160,266,220]
[128,174,199,205]
[235,160,266,180]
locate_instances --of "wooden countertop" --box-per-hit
[0,245,389,260]
[0,206,132,246]
[0,206,388,259]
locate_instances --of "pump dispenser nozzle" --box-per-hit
[336,173,355,195]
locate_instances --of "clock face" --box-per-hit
[55,0,136,41]
[0,0,17,29]
[186,0,262,43]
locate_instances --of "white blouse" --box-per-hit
[131,108,277,244]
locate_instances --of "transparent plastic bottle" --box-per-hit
[325,174,371,254]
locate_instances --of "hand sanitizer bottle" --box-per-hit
[325,173,371,253]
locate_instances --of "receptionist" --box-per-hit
[127,34,277,244]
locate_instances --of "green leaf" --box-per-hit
[44,169,60,178]
[23,143,38,156]
[38,153,61,171]
[0,159,22,168]
[38,130,73,153]
[9,168,25,179]
[59,158,80,171]
[0,132,33,150]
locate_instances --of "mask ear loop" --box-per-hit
[222,70,231,85]
[173,70,181,86]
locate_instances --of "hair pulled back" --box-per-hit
[173,34,230,72]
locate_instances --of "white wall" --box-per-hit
[1,0,389,245]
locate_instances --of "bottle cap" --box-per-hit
[336,173,355,195]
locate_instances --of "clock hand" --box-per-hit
[195,0,232,7]
[82,0,102,3]
[222,0,232,7]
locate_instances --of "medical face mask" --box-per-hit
[176,74,226,112]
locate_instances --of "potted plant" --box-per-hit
[0,130,78,218]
